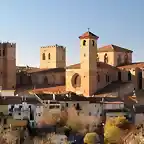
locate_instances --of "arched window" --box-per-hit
[96,54,99,62]
[124,53,128,64]
[44,76,48,84]
[48,53,51,60]
[97,73,100,82]
[106,74,110,82]
[104,53,108,63]
[128,71,131,81]
[71,73,81,88]
[3,49,5,56]
[92,40,95,46]
[117,55,121,66]
[83,40,86,46]
[42,53,45,60]
[74,75,81,87]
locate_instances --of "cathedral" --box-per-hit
[16,31,144,97]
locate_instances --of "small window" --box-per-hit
[3,118,7,124]
[128,71,131,81]
[9,113,12,116]
[18,113,21,115]
[56,105,60,108]
[92,40,95,46]
[42,53,45,60]
[124,53,128,64]
[3,49,5,56]
[48,53,51,60]
[117,55,121,66]
[107,75,110,82]
[104,53,108,63]
[49,105,55,109]
[84,53,86,57]
[0,50,1,56]
[66,103,68,107]
[106,74,110,82]
[83,40,86,46]
[97,73,100,82]
[76,103,81,110]
[96,54,99,62]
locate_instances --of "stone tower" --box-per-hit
[40,44,66,69]
[0,42,16,89]
[79,31,99,96]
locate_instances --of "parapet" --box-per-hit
[0,42,16,48]
[41,44,66,50]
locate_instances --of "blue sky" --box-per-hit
[0,0,143,67]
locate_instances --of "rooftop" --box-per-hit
[79,31,99,39]
[67,61,119,71]
[117,62,144,69]
[98,44,133,53]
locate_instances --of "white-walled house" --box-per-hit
[8,103,37,120]
[0,93,136,125]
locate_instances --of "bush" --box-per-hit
[84,132,99,144]
[104,116,130,144]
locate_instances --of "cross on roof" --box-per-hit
[88,28,90,32]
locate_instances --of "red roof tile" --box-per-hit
[27,67,65,74]
[79,31,99,39]
[117,62,144,69]
[31,86,66,94]
[67,62,118,70]
[98,45,133,53]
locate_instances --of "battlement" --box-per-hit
[41,44,66,50]
[0,42,16,48]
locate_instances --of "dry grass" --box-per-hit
[40,106,100,134]
[0,125,20,144]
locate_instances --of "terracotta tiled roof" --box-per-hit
[67,62,118,70]
[31,85,66,94]
[117,62,144,69]
[79,31,99,39]
[66,63,80,69]
[97,45,133,53]
[27,67,65,74]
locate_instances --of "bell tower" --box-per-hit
[79,30,99,96]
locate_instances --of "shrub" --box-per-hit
[104,116,130,144]
[84,132,99,144]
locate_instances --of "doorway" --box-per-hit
[118,71,121,81]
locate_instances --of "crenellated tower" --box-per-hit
[40,44,66,69]
[0,42,16,89]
